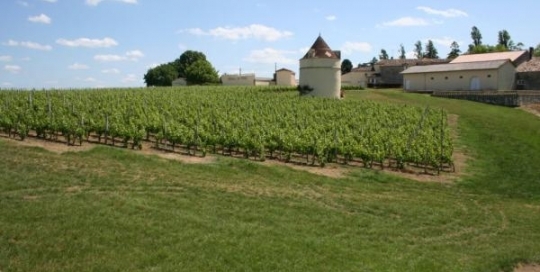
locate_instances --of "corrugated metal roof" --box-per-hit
[450,51,526,63]
[401,60,509,74]
[301,35,339,59]
[517,57,540,72]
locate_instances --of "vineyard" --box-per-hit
[0,86,453,173]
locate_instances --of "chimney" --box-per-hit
[529,47,534,61]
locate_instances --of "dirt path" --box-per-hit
[520,103,540,118]
[515,263,540,272]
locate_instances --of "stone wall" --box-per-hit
[431,91,540,107]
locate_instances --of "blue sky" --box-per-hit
[1,0,539,89]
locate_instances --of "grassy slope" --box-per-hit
[1,90,540,271]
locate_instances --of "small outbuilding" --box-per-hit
[275,68,297,86]
[299,35,341,98]
[402,60,516,91]
[516,57,540,90]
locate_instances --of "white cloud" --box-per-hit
[243,48,296,64]
[5,65,22,73]
[68,63,89,70]
[125,50,144,60]
[94,50,144,62]
[425,37,461,48]
[122,74,138,83]
[28,14,51,24]
[0,55,12,62]
[381,17,430,27]
[326,15,337,21]
[102,68,120,74]
[83,77,97,82]
[184,24,293,42]
[2,82,13,87]
[3,40,52,51]
[417,6,468,18]
[42,0,57,2]
[86,0,137,6]
[341,42,372,55]
[17,1,29,7]
[56,37,118,48]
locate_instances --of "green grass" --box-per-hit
[1,89,540,271]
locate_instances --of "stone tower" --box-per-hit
[299,35,341,98]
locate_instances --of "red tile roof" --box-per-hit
[302,35,339,59]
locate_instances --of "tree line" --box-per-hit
[342,26,540,74]
[144,50,220,87]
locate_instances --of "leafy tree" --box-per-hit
[414,41,423,59]
[370,57,378,65]
[535,44,540,57]
[184,59,219,85]
[172,50,207,78]
[424,40,439,59]
[379,49,389,60]
[471,26,482,47]
[468,44,495,54]
[498,29,511,49]
[447,41,461,60]
[341,59,353,74]
[399,44,406,59]
[143,63,177,87]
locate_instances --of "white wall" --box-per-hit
[300,58,341,98]
[221,74,255,86]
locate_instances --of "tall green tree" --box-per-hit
[399,44,406,59]
[184,59,219,85]
[143,63,177,87]
[447,41,461,60]
[535,44,540,57]
[370,57,378,65]
[379,49,389,60]
[471,26,482,47]
[172,50,207,78]
[424,40,439,59]
[414,41,423,59]
[341,59,353,74]
[497,29,511,49]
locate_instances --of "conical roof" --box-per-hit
[302,35,339,59]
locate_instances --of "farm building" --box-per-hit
[274,68,296,86]
[368,59,449,88]
[221,68,296,87]
[299,35,341,98]
[516,57,540,90]
[401,50,532,92]
[401,60,515,91]
[341,66,374,89]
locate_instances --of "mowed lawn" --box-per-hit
[1,90,540,271]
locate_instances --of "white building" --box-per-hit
[299,35,341,98]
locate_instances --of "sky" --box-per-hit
[1,0,539,89]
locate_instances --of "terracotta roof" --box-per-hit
[450,51,527,64]
[302,35,339,59]
[376,58,449,66]
[401,60,509,74]
[517,57,540,72]
[350,66,374,72]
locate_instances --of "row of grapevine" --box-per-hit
[0,86,453,173]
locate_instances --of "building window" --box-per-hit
[430,77,434,80]
[459,76,463,79]
[445,76,448,80]
[487,74,492,78]
[517,79,526,85]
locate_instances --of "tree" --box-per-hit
[535,44,540,57]
[172,50,207,78]
[471,26,482,47]
[341,59,353,74]
[414,41,423,59]
[447,41,461,60]
[399,44,406,59]
[184,59,219,85]
[424,40,439,59]
[370,57,378,65]
[498,29,511,49]
[379,49,389,60]
[143,63,177,87]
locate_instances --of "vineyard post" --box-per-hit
[438,109,444,175]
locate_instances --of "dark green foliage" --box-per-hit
[341,59,353,74]
[143,63,177,87]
